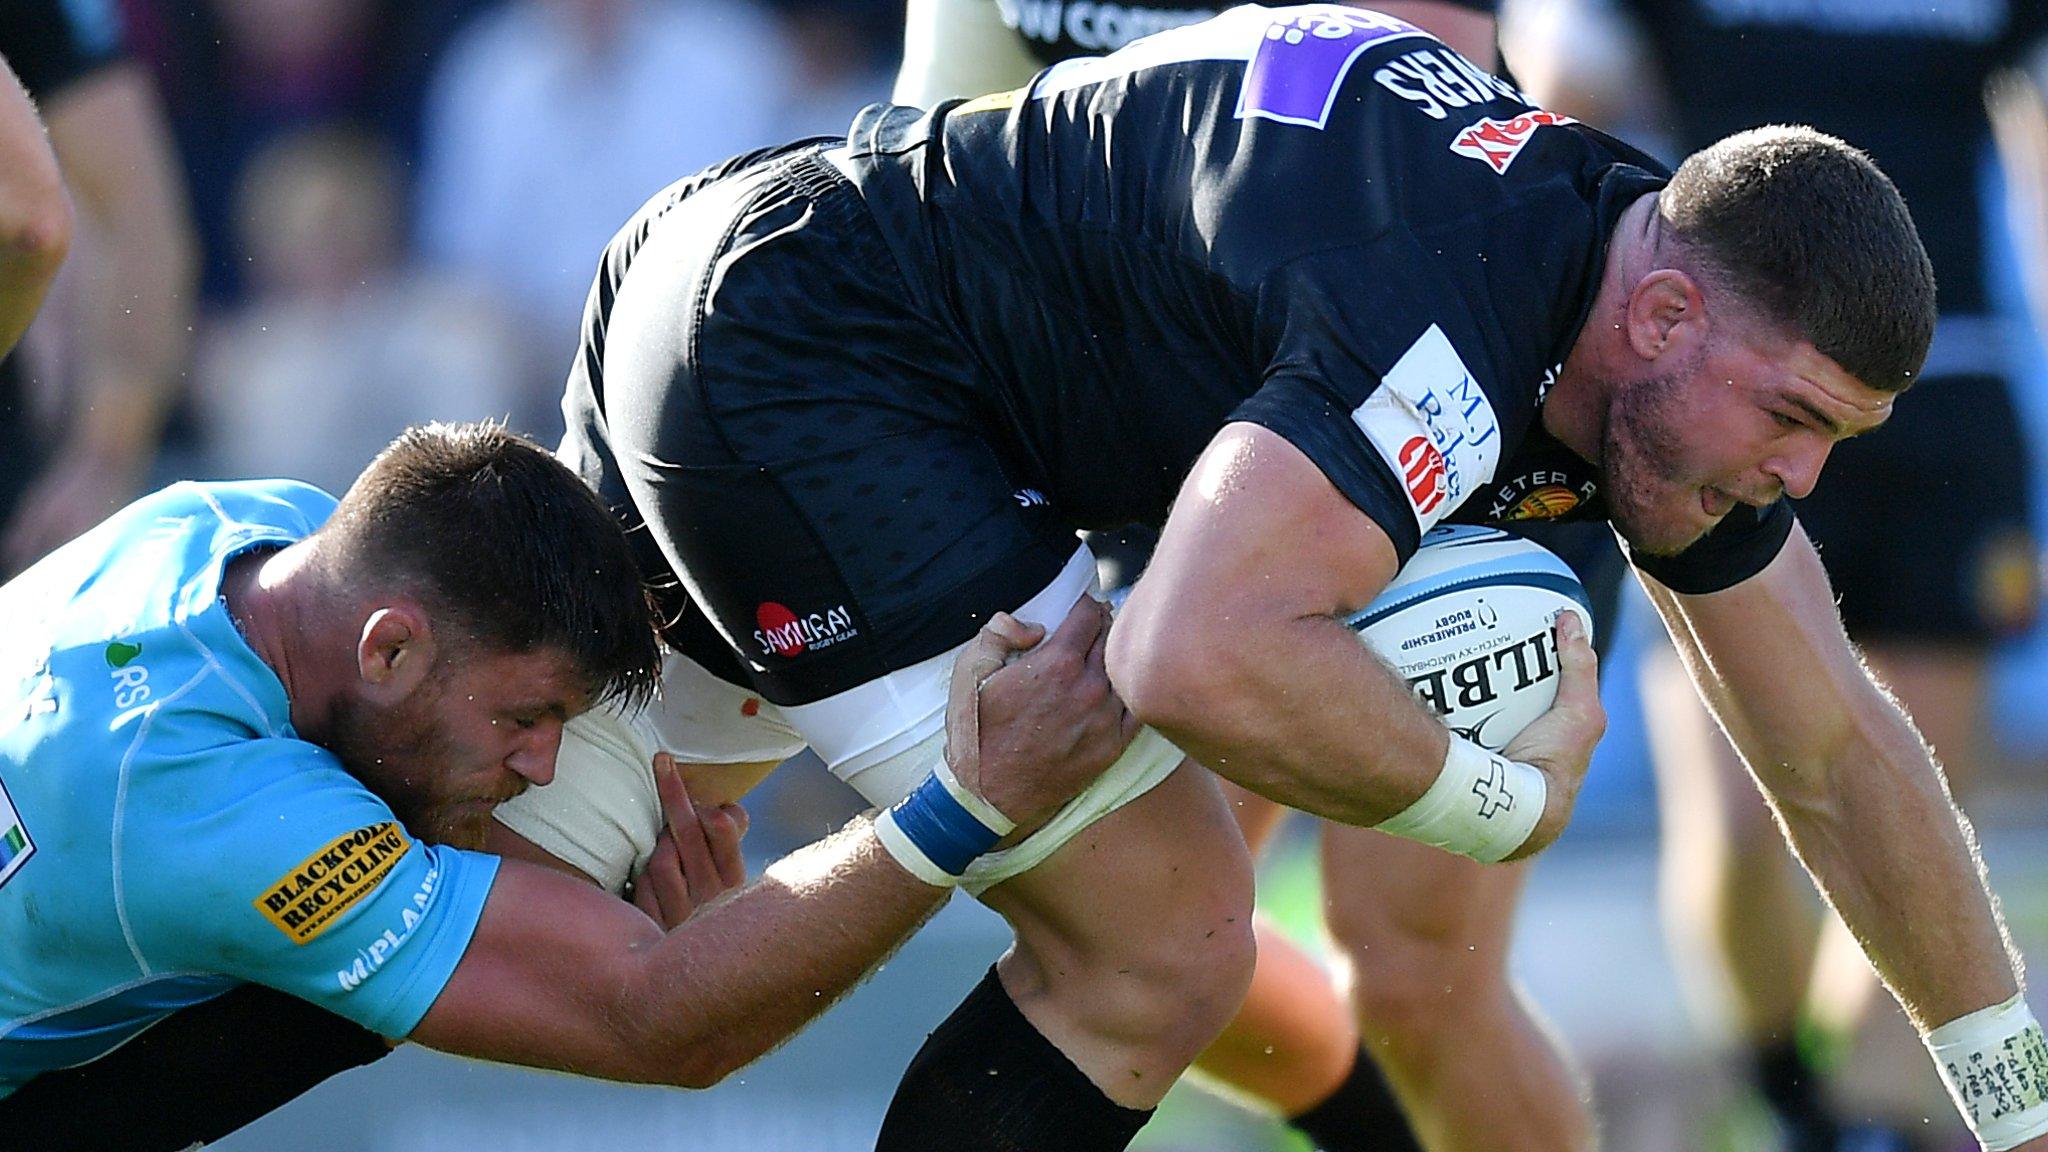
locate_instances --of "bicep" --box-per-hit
[1123,422,1402,654]
[406,858,665,1075]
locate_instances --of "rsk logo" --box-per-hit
[1449,110,1577,174]
[1399,436,1448,514]
[755,602,859,659]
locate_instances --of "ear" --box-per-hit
[1623,269,1709,363]
[355,603,436,701]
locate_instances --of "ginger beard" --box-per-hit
[323,666,524,850]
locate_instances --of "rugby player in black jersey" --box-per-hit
[1513,4,2048,1147]
[520,6,2048,1150]
[888,4,1522,1151]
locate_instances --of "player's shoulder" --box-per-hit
[29,480,332,739]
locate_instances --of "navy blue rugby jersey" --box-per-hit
[837,3,1791,591]
[1616,0,2048,322]
[998,0,1495,67]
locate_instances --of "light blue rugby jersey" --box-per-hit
[0,480,500,1098]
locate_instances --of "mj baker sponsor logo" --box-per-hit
[754,602,860,660]
[255,822,411,944]
[1449,110,1577,174]
[1352,325,1501,531]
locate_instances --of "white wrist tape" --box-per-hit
[1375,736,1546,864]
[872,762,1016,888]
[1925,994,2048,1150]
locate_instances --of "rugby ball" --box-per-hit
[1346,525,1594,751]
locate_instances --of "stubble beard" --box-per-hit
[1600,370,1713,559]
[324,688,488,850]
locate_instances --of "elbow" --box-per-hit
[668,1049,743,1090]
[5,185,71,277]
[612,996,767,1090]
[1106,611,1249,750]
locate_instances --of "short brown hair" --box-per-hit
[1660,126,1936,392]
[324,421,660,707]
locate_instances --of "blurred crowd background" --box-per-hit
[12,0,2048,1148]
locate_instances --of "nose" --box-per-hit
[506,723,564,788]
[1766,435,1833,501]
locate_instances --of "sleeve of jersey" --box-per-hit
[137,743,500,1039]
[0,0,127,100]
[1231,373,1432,563]
[1624,500,1797,594]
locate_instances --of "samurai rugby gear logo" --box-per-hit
[754,602,860,659]
[255,822,411,944]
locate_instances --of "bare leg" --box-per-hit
[979,762,1259,1108]
[1643,645,1816,1045]
[1190,782,1360,1114]
[1320,824,1594,1151]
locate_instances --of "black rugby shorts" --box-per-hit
[571,148,1077,705]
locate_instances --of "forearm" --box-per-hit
[0,60,70,354]
[1119,608,1450,827]
[1650,549,2020,1026]
[1763,720,2016,1028]
[422,819,945,1087]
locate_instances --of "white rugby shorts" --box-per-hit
[494,546,1184,895]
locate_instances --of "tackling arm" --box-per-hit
[413,600,1138,1086]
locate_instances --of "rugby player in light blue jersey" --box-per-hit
[0,421,1136,1150]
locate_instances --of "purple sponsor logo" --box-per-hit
[1238,8,1423,129]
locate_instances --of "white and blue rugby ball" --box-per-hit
[1346,525,1594,752]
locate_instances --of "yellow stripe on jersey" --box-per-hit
[954,88,1023,116]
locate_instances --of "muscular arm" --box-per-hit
[1643,526,2021,1028]
[0,55,70,356]
[412,822,947,1086]
[413,600,1136,1085]
[5,62,196,565]
[1110,424,1456,823]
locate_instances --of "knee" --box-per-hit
[1327,904,1510,1050]
[1041,875,1258,1065]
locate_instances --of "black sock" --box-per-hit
[1287,1044,1425,1152]
[1754,1038,1841,1152]
[876,966,1154,1152]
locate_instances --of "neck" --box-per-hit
[221,542,345,741]
[1542,191,1662,464]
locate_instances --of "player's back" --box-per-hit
[838,4,1659,529]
